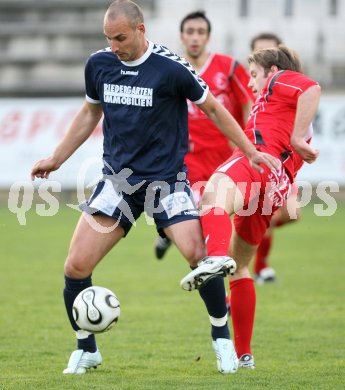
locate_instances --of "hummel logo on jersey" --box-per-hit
[121,69,139,76]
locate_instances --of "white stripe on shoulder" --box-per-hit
[275,81,303,92]
[152,43,208,91]
[90,47,112,57]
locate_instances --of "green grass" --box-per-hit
[0,200,344,389]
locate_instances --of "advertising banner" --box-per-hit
[0,95,344,188]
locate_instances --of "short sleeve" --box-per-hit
[175,60,209,104]
[273,71,319,102]
[85,56,100,103]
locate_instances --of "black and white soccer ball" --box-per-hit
[72,286,120,334]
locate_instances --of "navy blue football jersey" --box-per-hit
[85,41,209,184]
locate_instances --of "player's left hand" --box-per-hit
[250,150,281,173]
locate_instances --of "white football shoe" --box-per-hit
[180,256,237,291]
[238,353,256,369]
[212,338,239,374]
[63,349,102,374]
[255,267,276,285]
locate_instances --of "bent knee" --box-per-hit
[184,243,206,266]
[64,253,93,279]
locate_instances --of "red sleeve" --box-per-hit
[270,71,319,102]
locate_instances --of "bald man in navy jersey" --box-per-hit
[31,0,279,375]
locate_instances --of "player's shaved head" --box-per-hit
[105,0,144,27]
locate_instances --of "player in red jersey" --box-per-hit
[155,10,255,259]
[250,32,309,284]
[180,45,320,369]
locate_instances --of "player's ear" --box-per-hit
[137,23,145,34]
[270,65,279,73]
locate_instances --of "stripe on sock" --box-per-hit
[76,330,93,339]
[209,314,228,327]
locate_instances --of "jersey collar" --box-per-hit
[121,40,153,67]
[198,52,215,76]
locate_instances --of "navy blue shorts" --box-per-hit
[80,177,199,236]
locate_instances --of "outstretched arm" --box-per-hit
[291,84,321,164]
[198,92,280,172]
[241,100,253,128]
[31,102,103,180]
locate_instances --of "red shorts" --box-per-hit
[185,144,233,203]
[216,151,292,245]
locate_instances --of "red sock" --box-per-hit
[254,234,272,274]
[230,278,256,357]
[200,207,232,256]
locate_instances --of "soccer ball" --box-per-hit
[73,286,120,334]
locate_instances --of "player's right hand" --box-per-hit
[31,157,60,180]
[250,150,281,173]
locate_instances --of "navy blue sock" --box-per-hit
[63,275,97,353]
[198,276,230,341]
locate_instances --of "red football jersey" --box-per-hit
[187,53,255,153]
[245,70,318,177]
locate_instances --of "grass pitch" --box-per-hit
[0,199,344,389]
